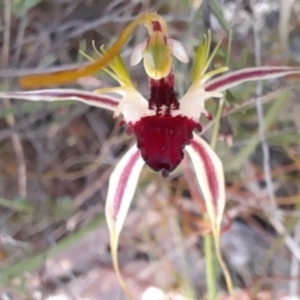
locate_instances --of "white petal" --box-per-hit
[174,86,222,120]
[0,89,120,111]
[130,40,148,66]
[168,38,189,63]
[185,134,225,235]
[114,90,152,123]
[105,144,145,240]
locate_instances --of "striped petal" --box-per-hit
[205,66,300,92]
[106,144,144,239]
[0,89,120,111]
[185,133,225,237]
[105,144,145,297]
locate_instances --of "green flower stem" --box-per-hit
[206,31,232,297]
[204,213,218,300]
[204,95,225,300]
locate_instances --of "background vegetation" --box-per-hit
[0,0,300,299]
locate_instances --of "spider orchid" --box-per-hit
[1,12,300,298]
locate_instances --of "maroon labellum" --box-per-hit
[131,115,198,177]
[128,75,200,177]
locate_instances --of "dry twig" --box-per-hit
[1,0,27,198]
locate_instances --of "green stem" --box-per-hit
[204,96,224,299]
[204,214,218,300]
[204,29,234,299]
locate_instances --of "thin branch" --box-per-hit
[2,0,27,198]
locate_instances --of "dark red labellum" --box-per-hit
[131,115,198,177]
[125,74,200,176]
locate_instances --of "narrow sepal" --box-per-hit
[185,134,225,236]
[205,66,300,92]
[105,144,144,300]
[0,89,120,111]
[18,12,166,88]
[105,144,144,238]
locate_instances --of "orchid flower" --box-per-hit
[1,12,300,298]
